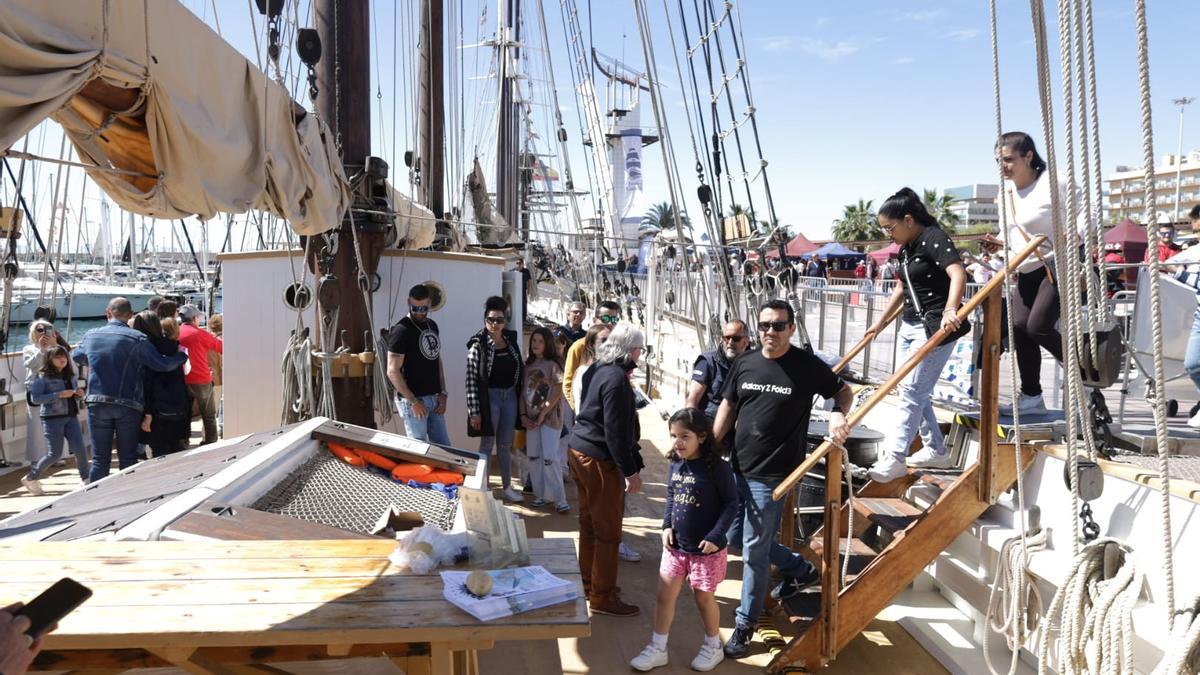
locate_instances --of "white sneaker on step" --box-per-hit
[691,642,725,671]
[502,487,524,503]
[907,447,953,469]
[1000,392,1047,416]
[1188,409,1200,429]
[20,476,44,496]
[630,644,668,671]
[866,456,908,483]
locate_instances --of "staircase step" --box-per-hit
[807,536,876,577]
[911,468,961,491]
[775,586,822,633]
[852,497,924,532]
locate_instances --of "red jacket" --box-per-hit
[179,323,223,385]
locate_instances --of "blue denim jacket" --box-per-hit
[29,375,79,418]
[72,320,189,411]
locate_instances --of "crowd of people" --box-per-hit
[19,297,223,495]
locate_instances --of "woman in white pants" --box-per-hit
[521,326,569,512]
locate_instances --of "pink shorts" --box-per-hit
[660,546,728,593]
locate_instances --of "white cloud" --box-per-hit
[759,36,794,53]
[945,28,979,41]
[891,56,916,66]
[797,38,862,61]
[893,9,946,23]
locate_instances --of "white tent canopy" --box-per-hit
[0,0,349,236]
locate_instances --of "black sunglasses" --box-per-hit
[598,315,620,325]
[758,321,790,333]
[485,316,507,324]
[721,335,747,343]
[409,304,430,313]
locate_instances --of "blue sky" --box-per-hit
[13,0,1200,253]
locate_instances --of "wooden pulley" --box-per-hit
[317,275,340,310]
[1064,457,1104,502]
[1078,320,1124,389]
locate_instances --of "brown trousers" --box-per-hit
[568,448,625,604]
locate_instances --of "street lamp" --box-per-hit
[1172,96,1194,223]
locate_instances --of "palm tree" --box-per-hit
[833,198,883,241]
[641,202,689,233]
[923,188,961,233]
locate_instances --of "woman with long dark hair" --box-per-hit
[132,311,192,456]
[864,188,969,482]
[465,296,525,503]
[983,131,1079,415]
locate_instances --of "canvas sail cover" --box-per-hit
[0,0,350,236]
[468,157,512,245]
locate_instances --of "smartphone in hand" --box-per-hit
[15,578,93,638]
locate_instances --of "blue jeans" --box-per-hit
[396,394,450,445]
[727,473,816,628]
[28,416,88,481]
[886,320,957,461]
[479,387,518,489]
[86,403,142,483]
[1185,311,1200,391]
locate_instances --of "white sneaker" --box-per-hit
[619,541,642,562]
[866,456,908,483]
[691,641,725,671]
[502,487,524,503]
[907,447,953,469]
[1188,410,1200,429]
[1000,393,1047,416]
[630,644,669,671]
[20,477,44,496]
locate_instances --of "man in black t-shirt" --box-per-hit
[386,284,450,445]
[713,300,854,660]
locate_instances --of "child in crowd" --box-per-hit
[520,326,568,512]
[21,346,88,494]
[631,408,738,672]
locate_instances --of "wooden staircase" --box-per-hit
[763,240,1047,673]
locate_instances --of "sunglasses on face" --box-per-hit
[758,321,790,333]
[485,316,507,325]
[409,304,430,313]
[722,335,747,343]
[598,315,620,325]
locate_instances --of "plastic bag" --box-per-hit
[389,525,469,574]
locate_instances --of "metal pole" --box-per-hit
[1173,97,1194,222]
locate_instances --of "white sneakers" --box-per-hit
[1188,409,1200,429]
[20,476,44,496]
[630,645,668,671]
[629,642,724,672]
[907,447,953,469]
[691,641,725,671]
[619,541,642,562]
[1000,392,1047,416]
[866,455,908,483]
[502,487,524,503]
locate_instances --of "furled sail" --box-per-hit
[0,0,350,236]
[387,183,436,250]
[468,157,512,246]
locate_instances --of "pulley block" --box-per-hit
[317,275,341,311]
[1064,457,1105,502]
[296,28,321,66]
[1078,321,1124,389]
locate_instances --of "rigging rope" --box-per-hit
[1133,0,1177,629]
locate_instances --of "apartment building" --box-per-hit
[945,184,1000,229]
[1107,151,1200,224]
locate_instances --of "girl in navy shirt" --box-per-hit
[630,408,737,672]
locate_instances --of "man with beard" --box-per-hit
[685,320,751,426]
[386,284,449,445]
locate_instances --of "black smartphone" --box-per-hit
[15,578,93,638]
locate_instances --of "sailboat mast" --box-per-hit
[496,0,522,235]
[314,0,386,428]
[418,0,445,221]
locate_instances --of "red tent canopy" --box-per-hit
[766,233,819,257]
[1105,218,1148,263]
[868,242,901,264]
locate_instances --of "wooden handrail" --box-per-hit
[772,234,1048,501]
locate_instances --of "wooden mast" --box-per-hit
[418,0,445,221]
[314,0,385,428]
[496,0,522,234]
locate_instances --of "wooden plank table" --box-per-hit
[0,537,588,675]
